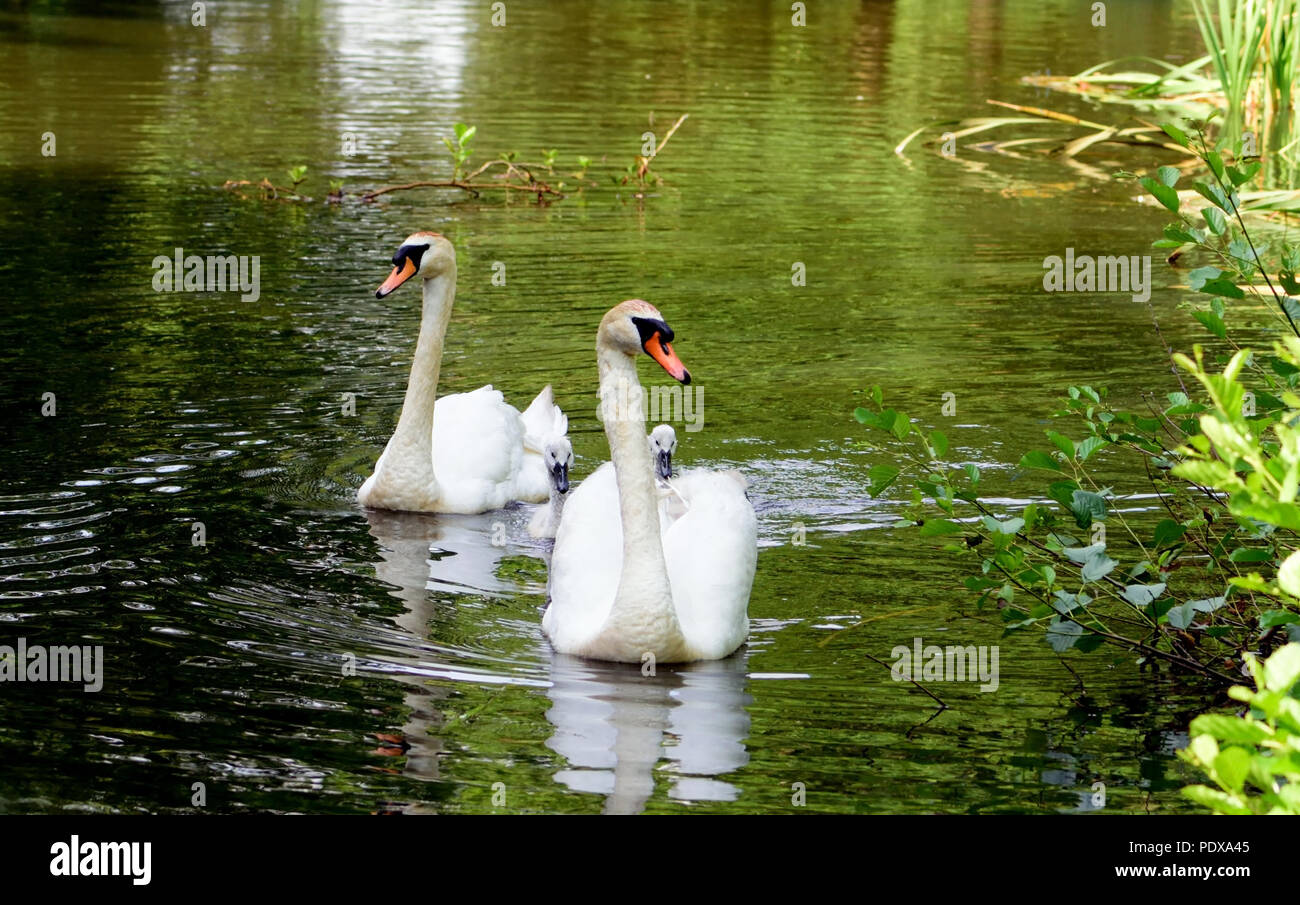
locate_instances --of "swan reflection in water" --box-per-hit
[364,508,752,815]
[546,652,751,814]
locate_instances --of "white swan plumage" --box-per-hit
[357,231,567,514]
[543,300,756,663]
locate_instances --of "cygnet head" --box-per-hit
[544,436,573,495]
[649,424,677,480]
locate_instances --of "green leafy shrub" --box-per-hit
[1180,643,1300,814]
[855,124,1300,683]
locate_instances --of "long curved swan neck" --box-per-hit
[597,343,682,657]
[360,265,456,511]
[392,267,456,457]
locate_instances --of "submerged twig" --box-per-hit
[861,650,948,712]
[655,113,689,156]
[222,178,310,202]
[359,178,562,203]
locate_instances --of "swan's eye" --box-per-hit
[393,243,429,270]
[630,316,673,348]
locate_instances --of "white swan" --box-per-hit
[357,231,567,514]
[543,300,757,663]
[527,436,573,539]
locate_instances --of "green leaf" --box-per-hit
[919,519,964,537]
[1147,597,1175,620]
[1212,746,1251,793]
[1062,543,1106,564]
[1076,436,1108,462]
[1202,206,1227,236]
[1047,480,1079,509]
[1260,610,1300,628]
[1160,122,1190,148]
[1069,490,1107,529]
[1140,176,1180,213]
[1075,633,1105,653]
[1228,495,1300,530]
[1187,266,1220,290]
[891,413,911,441]
[1176,459,1235,488]
[1036,562,1055,587]
[1051,590,1092,614]
[1192,310,1227,339]
[1200,277,1245,299]
[1121,583,1166,606]
[1277,550,1300,598]
[453,122,476,144]
[1227,161,1261,186]
[1019,450,1062,472]
[1284,296,1300,326]
[1227,161,1258,185]
[1081,552,1117,582]
[1228,547,1274,563]
[1156,165,1180,188]
[1046,431,1075,458]
[868,465,901,496]
[1262,644,1300,692]
[1180,784,1251,815]
[930,429,949,458]
[1167,601,1197,629]
[1193,180,1233,212]
[1189,714,1271,745]
[1163,223,1201,244]
[981,516,1024,535]
[1045,618,1084,652]
[1153,519,1186,547]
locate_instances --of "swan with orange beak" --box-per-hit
[544,300,756,663]
[358,231,568,514]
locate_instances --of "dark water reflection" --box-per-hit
[0,0,1221,813]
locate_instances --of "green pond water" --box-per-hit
[0,0,1233,813]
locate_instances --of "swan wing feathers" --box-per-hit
[662,469,757,660]
[543,462,622,650]
[519,384,569,452]
[516,384,568,501]
[545,465,756,661]
[431,386,529,512]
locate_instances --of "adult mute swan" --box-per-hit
[543,300,757,663]
[357,232,567,514]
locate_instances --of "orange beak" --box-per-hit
[376,257,418,299]
[644,333,691,384]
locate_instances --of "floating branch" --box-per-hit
[225,117,691,207]
[359,162,564,203]
[222,177,311,202]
